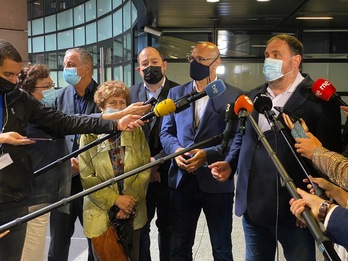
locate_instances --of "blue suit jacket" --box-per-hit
[326,206,348,248]
[225,74,342,226]
[55,80,100,153]
[160,80,243,193]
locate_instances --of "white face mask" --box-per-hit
[262,57,294,82]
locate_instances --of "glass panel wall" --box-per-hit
[28,0,136,87]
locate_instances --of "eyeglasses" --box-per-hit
[187,56,218,63]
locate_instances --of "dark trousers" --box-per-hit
[48,176,94,261]
[139,181,172,261]
[0,205,28,261]
[243,212,315,261]
[170,174,234,261]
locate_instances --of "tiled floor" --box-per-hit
[45,209,325,261]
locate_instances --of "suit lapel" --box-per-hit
[138,84,148,103]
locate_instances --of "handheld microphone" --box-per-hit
[234,95,253,135]
[221,102,238,153]
[140,99,176,121]
[175,79,226,113]
[253,93,277,131]
[312,78,347,106]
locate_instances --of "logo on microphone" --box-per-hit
[314,80,330,97]
[211,84,218,94]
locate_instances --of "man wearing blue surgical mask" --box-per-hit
[209,34,342,260]
[47,48,98,261]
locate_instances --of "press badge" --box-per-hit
[0,153,13,170]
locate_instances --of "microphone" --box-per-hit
[174,79,226,113]
[234,95,253,135]
[221,102,238,153]
[253,93,277,131]
[140,99,176,121]
[312,78,347,106]
[140,80,226,122]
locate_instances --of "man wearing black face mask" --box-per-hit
[130,46,179,261]
[160,42,243,261]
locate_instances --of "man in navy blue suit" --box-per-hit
[209,34,342,260]
[160,42,243,261]
[130,46,179,261]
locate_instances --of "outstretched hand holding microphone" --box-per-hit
[209,95,254,182]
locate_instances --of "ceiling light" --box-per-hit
[296,16,333,20]
[206,0,219,2]
[257,0,270,2]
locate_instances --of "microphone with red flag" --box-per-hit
[234,95,254,135]
[312,78,347,106]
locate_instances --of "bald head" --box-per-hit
[193,42,220,58]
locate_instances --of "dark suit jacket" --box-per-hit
[326,206,348,248]
[225,73,342,226]
[160,80,243,193]
[129,77,179,180]
[55,80,100,153]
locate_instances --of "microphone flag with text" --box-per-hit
[234,95,254,135]
[220,102,238,153]
[312,78,347,106]
[140,79,226,121]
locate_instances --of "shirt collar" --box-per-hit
[73,79,94,98]
[266,72,304,98]
[144,77,166,99]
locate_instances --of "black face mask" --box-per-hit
[0,76,17,94]
[189,60,210,81]
[142,66,164,85]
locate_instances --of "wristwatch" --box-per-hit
[318,201,331,223]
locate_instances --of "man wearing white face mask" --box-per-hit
[209,34,342,260]
[18,64,71,261]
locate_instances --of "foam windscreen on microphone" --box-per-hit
[311,78,336,101]
[234,95,254,115]
[153,98,176,117]
[204,79,226,98]
[253,93,273,113]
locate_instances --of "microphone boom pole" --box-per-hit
[0,134,223,233]
[246,112,340,261]
[34,130,120,176]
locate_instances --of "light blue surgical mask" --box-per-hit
[63,67,82,86]
[40,88,56,107]
[104,107,121,114]
[263,57,294,82]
